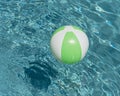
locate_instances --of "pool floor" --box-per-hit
[0,0,120,96]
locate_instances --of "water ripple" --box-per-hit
[0,0,120,96]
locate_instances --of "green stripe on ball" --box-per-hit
[53,26,65,35]
[73,26,83,31]
[61,32,82,64]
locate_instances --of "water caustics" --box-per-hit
[0,0,120,96]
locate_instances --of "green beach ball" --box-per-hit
[50,25,89,64]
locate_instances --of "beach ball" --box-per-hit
[50,25,89,64]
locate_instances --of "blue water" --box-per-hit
[0,0,120,96]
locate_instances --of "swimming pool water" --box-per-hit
[0,0,120,96]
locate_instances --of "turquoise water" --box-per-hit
[0,0,120,96]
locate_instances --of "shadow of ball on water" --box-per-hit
[24,60,58,90]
